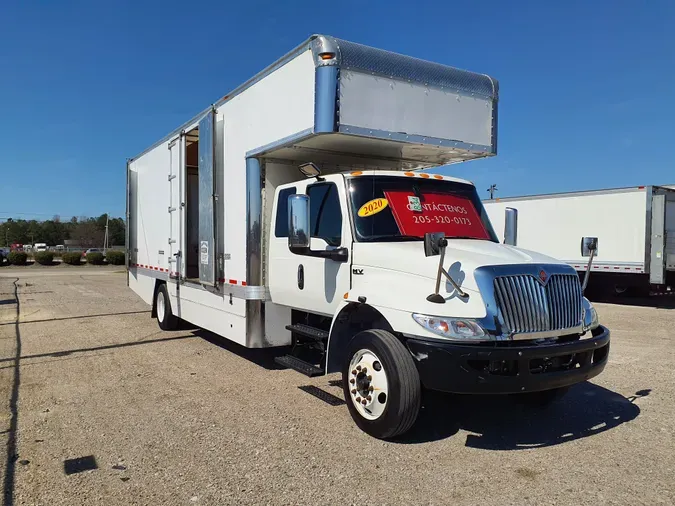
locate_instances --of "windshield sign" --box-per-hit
[384,191,490,239]
[349,176,497,243]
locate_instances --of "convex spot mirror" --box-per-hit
[581,237,598,257]
[424,232,447,257]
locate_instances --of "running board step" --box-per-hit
[275,355,325,377]
[285,324,329,342]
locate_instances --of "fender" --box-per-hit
[325,301,393,374]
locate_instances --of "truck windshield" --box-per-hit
[348,175,498,243]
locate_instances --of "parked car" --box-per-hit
[83,248,104,257]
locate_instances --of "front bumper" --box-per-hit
[406,325,610,394]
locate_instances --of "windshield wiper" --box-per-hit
[359,235,423,242]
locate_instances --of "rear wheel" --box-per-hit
[155,283,178,331]
[342,329,421,439]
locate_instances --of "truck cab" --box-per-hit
[267,168,609,438]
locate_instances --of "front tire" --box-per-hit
[342,329,421,439]
[155,283,178,331]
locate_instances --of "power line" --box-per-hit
[0,212,78,217]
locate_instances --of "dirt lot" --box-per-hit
[0,269,673,505]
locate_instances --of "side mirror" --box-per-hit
[288,194,310,252]
[424,232,447,257]
[580,237,598,293]
[581,237,598,257]
[504,207,518,246]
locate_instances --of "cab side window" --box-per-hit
[274,187,296,237]
[307,183,342,246]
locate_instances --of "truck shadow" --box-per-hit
[589,293,675,309]
[396,383,646,448]
[190,327,290,370]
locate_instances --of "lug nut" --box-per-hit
[349,378,355,384]
[356,365,362,371]
[351,389,357,395]
[351,370,357,375]
[356,397,361,403]
[361,400,367,405]
[367,396,372,401]
[362,367,367,374]
[369,386,374,392]
[367,375,372,381]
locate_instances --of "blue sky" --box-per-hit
[0,0,673,219]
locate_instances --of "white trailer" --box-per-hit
[127,35,610,438]
[484,186,675,294]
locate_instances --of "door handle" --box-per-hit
[297,264,304,290]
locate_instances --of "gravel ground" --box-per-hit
[0,270,673,505]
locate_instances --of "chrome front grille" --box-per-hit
[493,274,583,334]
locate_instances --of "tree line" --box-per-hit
[0,215,125,248]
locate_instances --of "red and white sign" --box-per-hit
[383,191,490,239]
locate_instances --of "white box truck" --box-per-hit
[127,35,609,438]
[484,186,675,295]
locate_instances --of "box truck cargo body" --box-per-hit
[484,186,675,294]
[127,35,609,438]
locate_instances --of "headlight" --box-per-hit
[582,297,599,332]
[412,313,488,340]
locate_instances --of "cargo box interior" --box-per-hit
[185,127,199,281]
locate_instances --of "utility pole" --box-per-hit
[104,214,109,252]
[487,184,498,200]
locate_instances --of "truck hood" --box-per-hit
[352,239,566,292]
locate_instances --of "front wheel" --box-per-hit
[342,329,421,439]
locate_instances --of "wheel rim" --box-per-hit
[157,293,165,322]
[348,349,388,420]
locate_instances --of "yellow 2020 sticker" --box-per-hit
[358,198,389,217]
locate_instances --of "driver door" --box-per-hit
[268,177,352,316]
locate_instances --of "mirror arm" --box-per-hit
[441,267,469,300]
[427,245,469,303]
[582,248,596,293]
